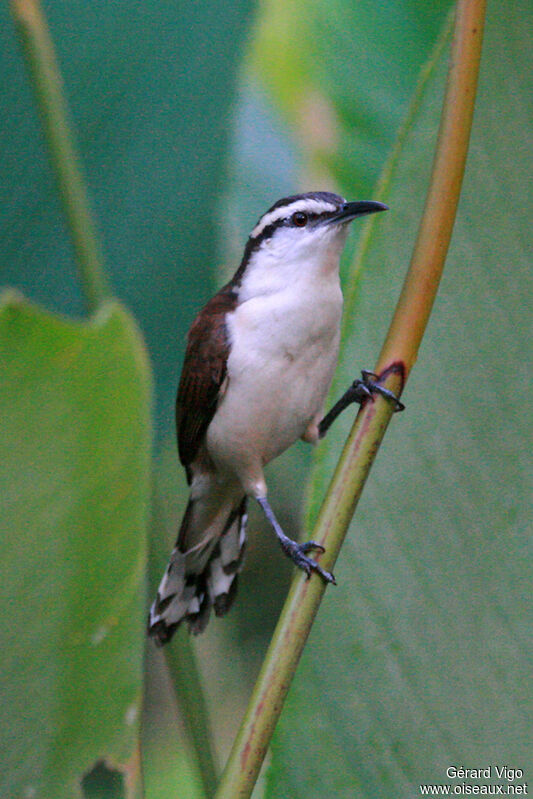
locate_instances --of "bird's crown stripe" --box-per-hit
[251,198,337,239]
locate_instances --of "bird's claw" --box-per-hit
[353,370,405,412]
[299,540,325,554]
[282,539,336,585]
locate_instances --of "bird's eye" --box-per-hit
[291,211,308,227]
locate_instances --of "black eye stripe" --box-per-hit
[233,192,345,284]
[248,210,334,252]
[268,211,320,234]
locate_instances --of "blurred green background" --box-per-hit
[1,1,531,797]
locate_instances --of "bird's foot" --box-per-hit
[279,536,336,584]
[256,496,336,584]
[350,369,405,412]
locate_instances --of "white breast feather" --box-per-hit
[206,263,343,490]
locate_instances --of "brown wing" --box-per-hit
[176,284,238,470]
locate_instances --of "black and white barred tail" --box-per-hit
[148,496,247,645]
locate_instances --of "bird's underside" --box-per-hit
[148,191,397,645]
[147,270,340,643]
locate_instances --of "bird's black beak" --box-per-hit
[326,200,389,225]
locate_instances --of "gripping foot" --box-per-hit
[355,370,405,412]
[279,536,336,584]
[318,369,404,438]
[257,497,336,585]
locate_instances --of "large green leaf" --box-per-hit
[0,0,255,425]
[250,0,450,197]
[220,1,452,275]
[0,294,151,798]
[266,3,532,797]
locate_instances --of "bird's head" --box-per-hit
[237,192,387,294]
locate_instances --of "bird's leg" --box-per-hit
[256,496,336,585]
[318,369,404,439]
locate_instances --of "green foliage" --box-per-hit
[0,295,151,798]
[227,0,451,308]
[0,0,255,426]
[251,0,450,196]
[2,0,531,796]
[1,1,255,795]
[265,3,533,797]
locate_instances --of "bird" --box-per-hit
[148,191,401,645]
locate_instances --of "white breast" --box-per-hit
[206,270,343,491]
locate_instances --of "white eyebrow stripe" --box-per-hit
[251,198,338,238]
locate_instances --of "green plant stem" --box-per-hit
[342,7,455,337]
[164,629,218,799]
[149,481,219,799]
[214,2,486,797]
[11,0,110,314]
[376,0,485,377]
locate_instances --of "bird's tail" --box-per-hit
[148,493,247,645]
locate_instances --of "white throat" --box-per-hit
[238,224,349,303]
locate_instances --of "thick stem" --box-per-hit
[11,0,110,314]
[214,2,486,797]
[214,366,400,798]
